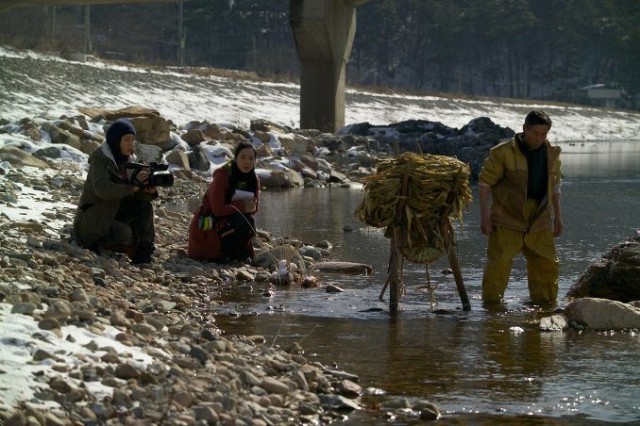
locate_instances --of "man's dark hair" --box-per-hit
[525,110,552,128]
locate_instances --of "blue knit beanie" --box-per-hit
[106,119,136,164]
[106,119,136,145]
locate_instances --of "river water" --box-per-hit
[213,141,640,424]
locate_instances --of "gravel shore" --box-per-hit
[0,157,442,425]
[0,159,362,425]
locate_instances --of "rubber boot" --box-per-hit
[131,241,155,264]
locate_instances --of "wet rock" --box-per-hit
[310,261,373,275]
[567,231,640,302]
[416,400,441,420]
[181,128,208,146]
[299,245,324,261]
[319,394,360,411]
[384,396,411,409]
[539,314,568,331]
[563,297,640,330]
[190,345,210,364]
[337,379,362,398]
[329,168,349,184]
[325,284,344,293]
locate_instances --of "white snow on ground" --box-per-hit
[1,46,640,143]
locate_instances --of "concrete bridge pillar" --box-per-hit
[290,0,366,132]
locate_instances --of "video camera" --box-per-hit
[125,161,175,188]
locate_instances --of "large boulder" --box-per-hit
[79,106,172,148]
[567,231,640,302]
[79,105,161,121]
[188,145,211,172]
[0,146,50,169]
[278,133,309,156]
[339,118,514,181]
[259,168,304,188]
[135,143,163,164]
[181,128,208,147]
[459,116,514,145]
[563,297,640,330]
[41,122,82,150]
[130,115,171,147]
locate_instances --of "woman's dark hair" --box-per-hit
[525,110,552,128]
[226,141,258,203]
[234,141,257,159]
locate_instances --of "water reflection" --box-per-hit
[215,141,640,423]
[475,315,556,405]
[558,140,640,178]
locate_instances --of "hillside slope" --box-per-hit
[1,46,640,142]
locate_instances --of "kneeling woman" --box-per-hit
[188,142,260,263]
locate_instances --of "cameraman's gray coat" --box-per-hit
[73,143,157,248]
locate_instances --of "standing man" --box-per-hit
[479,110,563,306]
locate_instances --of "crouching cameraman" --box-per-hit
[73,119,161,264]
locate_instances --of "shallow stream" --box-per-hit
[214,141,640,424]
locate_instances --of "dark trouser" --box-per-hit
[218,212,255,261]
[107,199,155,247]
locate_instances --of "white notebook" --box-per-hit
[232,190,253,201]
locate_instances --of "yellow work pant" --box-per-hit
[482,200,559,305]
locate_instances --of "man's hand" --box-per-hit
[553,215,564,237]
[478,184,493,236]
[480,212,493,236]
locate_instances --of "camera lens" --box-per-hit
[149,171,174,187]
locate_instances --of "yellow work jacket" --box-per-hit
[479,135,562,233]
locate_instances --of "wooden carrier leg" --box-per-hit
[443,221,471,311]
[383,165,411,314]
[388,226,402,313]
[380,225,403,314]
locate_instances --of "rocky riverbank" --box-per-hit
[0,111,452,424]
[2,107,640,424]
[0,164,387,425]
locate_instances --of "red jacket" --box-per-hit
[188,166,260,261]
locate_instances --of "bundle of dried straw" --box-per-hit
[354,152,473,263]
